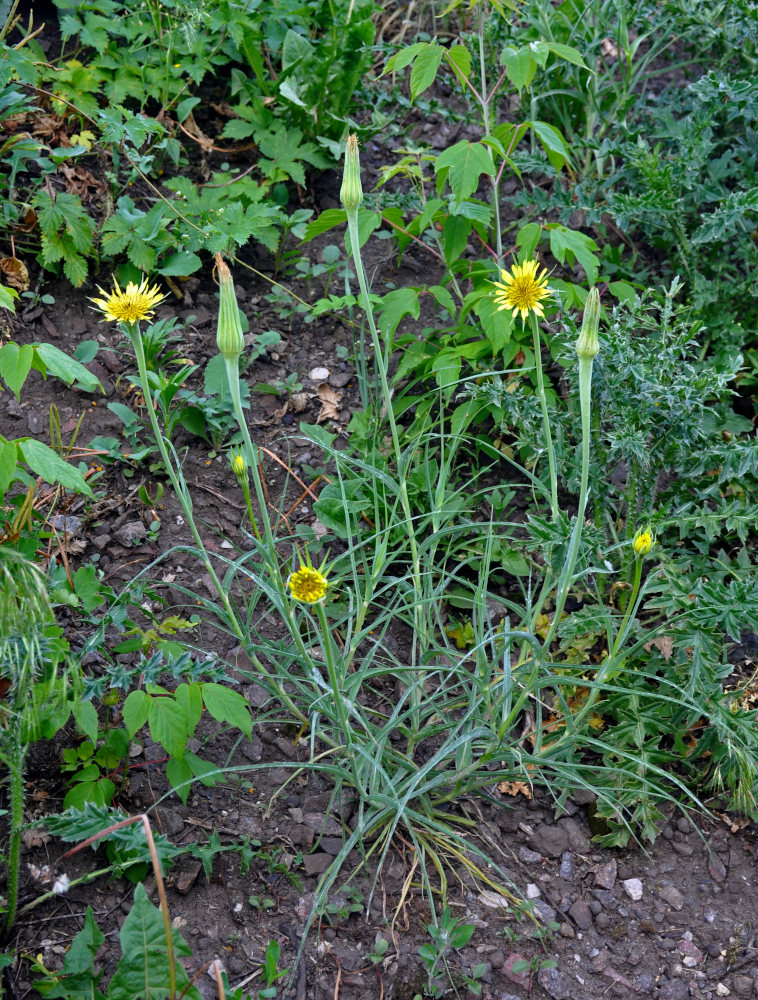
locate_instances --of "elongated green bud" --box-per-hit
[215,252,244,361]
[340,134,363,212]
[576,286,601,359]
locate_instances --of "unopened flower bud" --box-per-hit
[633,528,654,557]
[231,451,246,478]
[576,286,601,359]
[215,253,244,361]
[340,134,363,212]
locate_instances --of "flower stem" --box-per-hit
[529,312,559,522]
[126,322,242,638]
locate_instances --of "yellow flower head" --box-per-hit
[90,277,165,324]
[288,565,328,604]
[491,258,551,322]
[230,451,247,478]
[633,528,654,557]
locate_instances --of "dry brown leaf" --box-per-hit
[497,780,532,800]
[23,827,51,848]
[0,256,30,291]
[291,392,309,413]
[644,635,674,661]
[316,382,341,423]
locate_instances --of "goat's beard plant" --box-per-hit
[91,137,755,941]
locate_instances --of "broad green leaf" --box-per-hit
[442,214,472,265]
[410,43,444,101]
[73,700,99,744]
[302,208,347,243]
[475,294,514,354]
[148,695,189,758]
[0,342,33,398]
[34,907,106,1000]
[202,683,252,739]
[515,221,543,260]
[434,141,495,202]
[123,690,150,738]
[500,45,536,92]
[107,883,201,1000]
[63,778,115,810]
[157,251,202,276]
[531,120,573,172]
[432,349,462,397]
[430,284,455,316]
[175,682,203,735]
[446,44,472,89]
[383,42,426,76]
[19,439,93,496]
[0,439,19,498]
[378,288,421,339]
[545,41,590,70]
[0,285,18,313]
[34,342,101,392]
[187,752,223,787]
[548,224,600,284]
[165,755,193,804]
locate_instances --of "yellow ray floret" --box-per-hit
[491,259,551,322]
[288,565,328,604]
[90,277,165,324]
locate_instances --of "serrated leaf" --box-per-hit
[545,41,590,70]
[548,224,599,284]
[378,288,420,339]
[500,45,536,92]
[148,695,188,758]
[123,690,150,738]
[63,254,89,288]
[202,683,252,739]
[446,44,472,89]
[410,43,444,101]
[34,343,101,392]
[0,439,19,498]
[434,141,495,202]
[73,700,99,744]
[19,439,93,495]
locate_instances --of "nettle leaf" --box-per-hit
[123,690,151,738]
[302,208,347,243]
[434,141,495,202]
[0,342,33,399]
[202,683,252,739]
[530,120,573,172]
[107,883,202,1000]
[0,438,19,498]
[446,44,472,89]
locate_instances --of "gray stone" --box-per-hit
[659,885,685,910]
[571,789,596,806]
[557,817,590,852]
[709,855,728,883]
[531,900,557,924]
[528,824,569,858]
[537,965,574,999]
[114,520,147,546]
[659,979,689,1000]
[559,922,575,938]
[519,847,543,864]
[302,852,331,875]
[595,859,618,889]
[568,900,594,930]
[733,976,754,996]
[559,852,575,879]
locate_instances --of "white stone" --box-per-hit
[622,878,643,901]
[716,984,730,996]
[309,366,329,381]
[526,883,541,899]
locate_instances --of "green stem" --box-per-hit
[543,350,594,648]
[4,739,25,932]
[477,3,502,261]
[344,206,424,744]
[126,323,242,638]
[529,312,559,522]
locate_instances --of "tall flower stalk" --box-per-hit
[91,278,243,637]
[492,258,558,520]
[340,135,425,739]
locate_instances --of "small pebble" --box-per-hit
[623,878,643,901]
